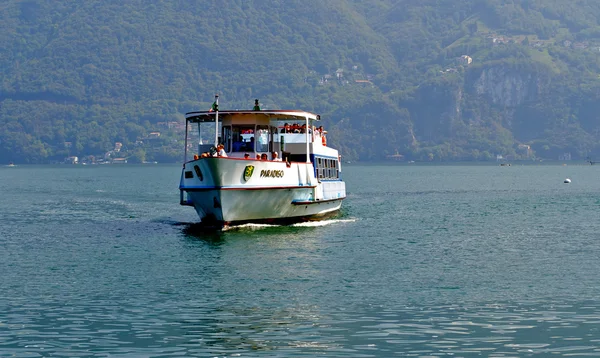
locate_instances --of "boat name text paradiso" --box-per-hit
[260,169,284,178]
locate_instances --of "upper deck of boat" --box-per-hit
[185,110,320,123]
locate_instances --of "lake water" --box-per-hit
[2,163,600,357]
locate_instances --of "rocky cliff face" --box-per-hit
[473,66,540,107]
[406,79,464,143]
[400,64,569,160]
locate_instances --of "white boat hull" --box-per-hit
[187,188,343,225]
[180,157,345,227]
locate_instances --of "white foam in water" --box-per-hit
[223,223,280,231]
[291,218,357,227]
[223,218,357,231]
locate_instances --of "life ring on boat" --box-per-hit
[322,135,327,146]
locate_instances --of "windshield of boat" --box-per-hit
[229,126,254,152]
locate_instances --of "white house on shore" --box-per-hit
[65,156,79,164]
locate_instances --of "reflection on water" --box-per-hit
[3,300,600,356]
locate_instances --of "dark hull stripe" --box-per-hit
[291,197,346,205]
[181,185,316,191]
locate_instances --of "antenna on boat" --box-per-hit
[213,94,219,146]
[253,99,261,111]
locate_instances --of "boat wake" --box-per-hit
[222,218,357,231]
[291,218,356,227]
[171,217,357,236]
[222,223,279,231]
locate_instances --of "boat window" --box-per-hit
[193,165,203,181]
[196,121,217,153]
[270,126,279,144]
[231,126,255,152]
[256,125,269,153]
[222,126,232,152]
[313,157,340,180]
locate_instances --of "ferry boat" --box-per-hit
[179,96,346,228]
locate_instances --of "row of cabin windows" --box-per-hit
[315,157,339,180]
[222,125,275,153]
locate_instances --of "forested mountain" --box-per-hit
[2,0,600,163]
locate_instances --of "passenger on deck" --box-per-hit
[261,153,268,160]
[281,123,291,133]
[245,137,254,151]
[244,153,250,159]
[256,154,261,160]
[213,144,227,157]
[232,141,243,152]
[272,152,282,161]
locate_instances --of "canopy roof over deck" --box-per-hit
[185,110,320,123]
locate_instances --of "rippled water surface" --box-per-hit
[2,163,600,357]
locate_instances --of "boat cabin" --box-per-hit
[184,109,338,164]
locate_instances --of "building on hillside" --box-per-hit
[148,132,161,139]
[386,151,404,161]
[114,142,122,152]
[157,121,181,129]
[559,153,572,161]
[490,36,509,45]
[458,55,472,66]
[517,144,532,158]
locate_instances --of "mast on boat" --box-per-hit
[213,94,219,146]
